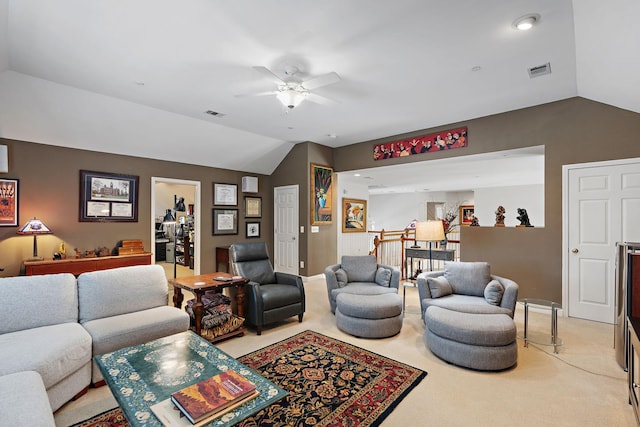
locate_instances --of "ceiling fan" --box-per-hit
[237,65,341,109]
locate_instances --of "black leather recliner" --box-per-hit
[229,242,305,335]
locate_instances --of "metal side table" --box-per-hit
[519,298,563,353]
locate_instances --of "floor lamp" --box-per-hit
[169,195,186,278]
[415,220,445,272]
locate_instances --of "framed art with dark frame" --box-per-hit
[342,198,367,232]
[246,221,260,238]
[212,208,238,235]
[213,183,237,206]
[0,178,19,227]
[311,163,333,225]
[460,205,475,226]
[79,170,139,222]
[244,196,262,218]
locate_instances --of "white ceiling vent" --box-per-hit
[528,62,551,78]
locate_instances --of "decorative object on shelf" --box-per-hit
[495,205,506,227]
[213,182,237,206]
[246,221,260,238]
[79,170,139,222]
[415,220,445,272]
[17,217,52,261]
[244,196,262,218]
[440,203,460,245]
[342,198,367,232]
[470,216,480,226]
[213,208,238,235]
[311,163,333,225]
[516,208,534,227]
[459,205,475,226]
[0,178,18,226]
[373,127,467,160]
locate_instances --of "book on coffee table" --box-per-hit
[169,370,258,424]
[151,391,259,427]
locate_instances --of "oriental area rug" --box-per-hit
[72,330,427,427]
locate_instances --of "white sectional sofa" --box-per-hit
[0,264,190,425]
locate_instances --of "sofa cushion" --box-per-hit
[0,323,92,388]
[341,256,377,283]
[78,265,169,323]
[335,268,348,287]
[484,279,504,305]
[0,273,78,334]
[375,267,392,287]
[422,294,513,316]
[332,283,398,302]
[444,261,491,297]
[427,276,453,298]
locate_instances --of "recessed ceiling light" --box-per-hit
[327,133,338,139]
[513,14,540,31]
[471,66,482,72]
[134,81,145,86]
[354,173,361,177]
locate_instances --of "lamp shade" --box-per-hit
[17,217,52,235]
[415,220,445,242]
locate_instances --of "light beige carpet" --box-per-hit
[55,276,636,427]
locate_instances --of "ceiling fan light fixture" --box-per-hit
[513,14,540,31]
[276,88,307,109]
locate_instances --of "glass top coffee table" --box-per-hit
[95,331,287,427]
[518,298,563,354]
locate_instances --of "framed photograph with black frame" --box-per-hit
[246,221,260,238]
[212,208,238,235]
[244,196,262,218]
[0,178,19,227]
[213,183,237,206]
[79,170,139,222]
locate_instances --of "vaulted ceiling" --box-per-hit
[0,0,638,175]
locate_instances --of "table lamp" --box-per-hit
[17,217,53,261]
[415,220,445,271]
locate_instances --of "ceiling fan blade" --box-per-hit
[306,92,339,105]
[235,90,279,98]
[252,66,285,85]
[302,72,341,90]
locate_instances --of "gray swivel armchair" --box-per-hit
[229,242,305,335]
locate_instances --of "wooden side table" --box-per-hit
[169,272,249,342]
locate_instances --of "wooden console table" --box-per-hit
[23,253,152,276]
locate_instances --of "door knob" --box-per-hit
[571,248,579,253]
[292,236,296,240]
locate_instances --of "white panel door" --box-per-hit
[274,185,299,274]
[568,162,640,323]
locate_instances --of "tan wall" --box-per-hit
[271,141,336,276]
[334,97,640,302]
[0,138,272,277]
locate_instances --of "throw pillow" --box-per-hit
[335,268,348,288]
[375,267,392,287]
[484,279,505,305]
[427,276,453,298]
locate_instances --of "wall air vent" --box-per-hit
[204,110,225,117]
[528,62,551,78]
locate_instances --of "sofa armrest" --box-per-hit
[493,275,519,317]
[416,270,445,317]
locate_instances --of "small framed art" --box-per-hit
[460,205,475,226]
[246,222,260,238]
[342,198,367,232]
[212,208,238,235]
[0,178,19,226]
[213,183,237,206]
[244,196,262,218]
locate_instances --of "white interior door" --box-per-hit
[566,160,640,323]
[274,185,299,274]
